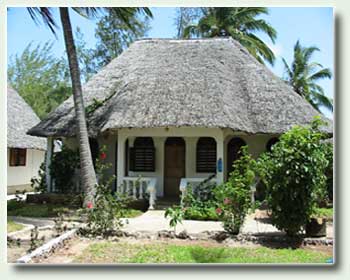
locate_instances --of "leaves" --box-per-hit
[257,118,330,236]
[214,146,256,234]
[282,40,333,112]
[182,7,277,65]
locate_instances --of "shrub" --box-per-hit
[214,146,256,234]
[257,117,329,236]
[82,146,130,236]
[323,141,333,202]
[165,206,184,234]
[50,146,80,193]
[181,177,219,221]
[31,162,47,193]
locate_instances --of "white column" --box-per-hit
[45,137,53,192]
[215,135,224,184]
[153,137,165,197]
[185,137,197,178]
[116,133,126,189]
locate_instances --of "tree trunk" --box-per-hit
[59,7,97,206]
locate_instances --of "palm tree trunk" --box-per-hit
[59,7,97,206]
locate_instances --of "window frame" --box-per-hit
[9,148,27,167]
[129,137,156,172]
[196,137,217,173]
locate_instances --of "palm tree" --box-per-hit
[282,40,333,112]
[27,7,152,206]
[183,7,277,65]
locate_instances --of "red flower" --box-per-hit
[216,208,223,215]
[100,152,107,160]
[223,198,231,205]
[87,202,93,209]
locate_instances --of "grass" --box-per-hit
[7,200,73,218]
[313,208,333,220]
[7,200,143,219]
[74,242,332,264]
[123,209,143,218]
[7,219,24,233]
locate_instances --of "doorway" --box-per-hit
[164,137,185,197]
[226,137,246,179]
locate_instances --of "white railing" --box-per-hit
[179,177,218,200]
[119,177,157,210]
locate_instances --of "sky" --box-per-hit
[7,7,334,118]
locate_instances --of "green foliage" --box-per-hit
[82,146,130,236]
[181,180,219,221]
[257,118,329,236]
[174,8,203,38]
[282,40,333,112]
[183,7,277,65]
[7,41,72,119]
[94,9,150,68]
[50,146,80,194]
[31,162,47,193]
[214,146,256,234]
[164,206,184,234]
[323,142,333,201]
[313,207,333,220]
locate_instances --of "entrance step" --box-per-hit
[155,197,180,210]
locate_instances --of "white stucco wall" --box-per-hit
[7,148,45,189]
[61,127,278,197]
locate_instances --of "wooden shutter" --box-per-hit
[196,138,216,173]
[129,138,155,172]
[9,148,26,166]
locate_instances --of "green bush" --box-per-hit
[257,117,329,236]
[323,142,333,202]
[31,162,47,193]
[50,146,80,194]
[214,146,256,234]
[82,146,130,236]
[181,179,219,221]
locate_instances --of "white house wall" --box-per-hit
[7,148,45,191]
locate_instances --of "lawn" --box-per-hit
[7,219,24,233]
[7,200,143,218]
[74,242,332,264]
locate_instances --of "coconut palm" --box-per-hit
[26,7,152,206]
[183,7,277,65]
[282,40,333,112]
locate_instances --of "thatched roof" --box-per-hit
[7,86,46,150]
[28,38,332,138]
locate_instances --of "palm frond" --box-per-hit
[27,7,57,35]
[308,68,332,81]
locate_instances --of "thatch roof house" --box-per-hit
[7,86,46,193]
[28,38,332,207]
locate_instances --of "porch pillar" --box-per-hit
[45,137,53,192]
[116,133,127,189]
[216,135,224,184]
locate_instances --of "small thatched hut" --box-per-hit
[28,38,332,204]
[7,86,46,193]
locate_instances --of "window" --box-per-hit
[266,137,279,152]
[129,137,155,172]
[9,148,26,166]
[196,137,217,173]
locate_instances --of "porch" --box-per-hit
[45,127,276,210]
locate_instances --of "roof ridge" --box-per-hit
[135,37,234,42]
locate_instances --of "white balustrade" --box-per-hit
[120,177,157,210]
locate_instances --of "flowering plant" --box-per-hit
[214,146,256,234]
